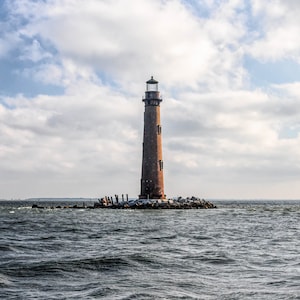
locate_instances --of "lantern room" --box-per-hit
[146,76,158,91]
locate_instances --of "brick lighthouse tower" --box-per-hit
[139,77,165,200]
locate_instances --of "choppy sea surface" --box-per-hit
[0,199,299,300]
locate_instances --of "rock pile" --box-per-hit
[95,196,216,209]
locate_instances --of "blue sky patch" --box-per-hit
[244,56,300,87]
[0,58,64,97]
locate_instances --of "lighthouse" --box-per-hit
[139,77,165,200]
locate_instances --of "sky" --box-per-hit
[1,0,300,200]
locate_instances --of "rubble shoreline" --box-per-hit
[32,197,217,210]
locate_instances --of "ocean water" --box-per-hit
[0,199,299,300]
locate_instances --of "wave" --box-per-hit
[1,256,132,278]
[0,273,13,287]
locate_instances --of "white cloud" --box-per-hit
[19,39,52,62]
[0,79,141,198]
[12,0,249,92]
[248,0,300,62]
[163,83,300,198]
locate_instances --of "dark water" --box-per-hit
[1,199,299,299]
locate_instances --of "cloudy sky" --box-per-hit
[1,0,300,200]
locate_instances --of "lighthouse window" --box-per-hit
[157,125,161,135]
[159,160,163,170]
